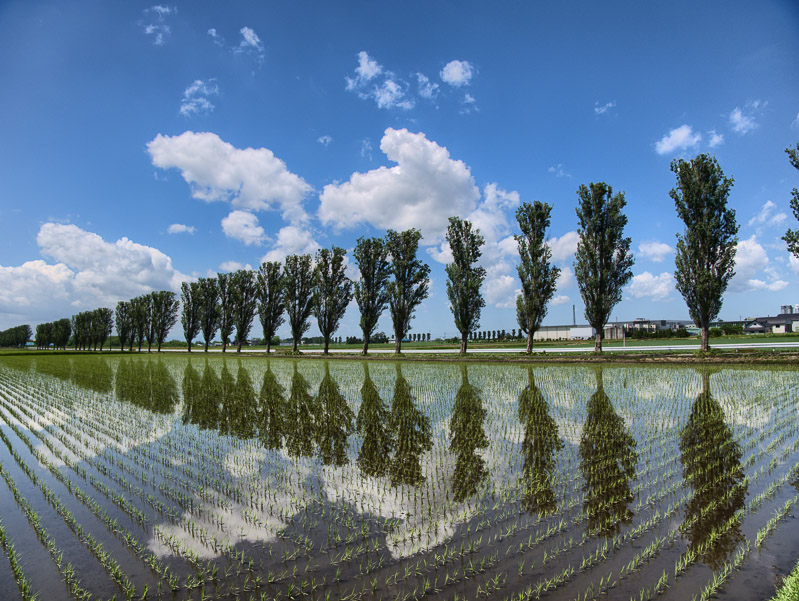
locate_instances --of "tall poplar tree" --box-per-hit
[257,261,285,354]
[386,229,430,354]
[353,236,391,355]
[671,155,738,351]
[313,247,352,354]
[217,272,233,353]
[130,294,151,352]
[283,254,314,353]
[180,281,201,352]
[150,291,179,352]
[574,182,634,352]
[781,143,799,259]
[229,269,258,352]
[515,201,560,353]
[198,277,220,352]
[92,308,114,351]
[115,301,132,352]
[445,217,486,354]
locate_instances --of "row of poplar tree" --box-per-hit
[34,318,72,350]
[0,325,32,348]
[14,145,799,354]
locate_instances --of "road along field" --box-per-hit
[0,353,797,600]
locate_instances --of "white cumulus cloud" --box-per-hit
[236,26,264,59]
[207,28,224,46]
[730,235,787,292]
[261,226,320,263]
[148,131,312,224]
[440,60,474,87]
[1,223,187,328]
[747,200,787,230]
[221,210,266,246]
[180,79,219,117]
[708,130,724,148]
[729,100,765,135]
[317,135,332,147]
[318,128,480,240]
[548,231,579,262]
[655,124,702,155]
[627,272,674,301]
[141,5,175,46]
[167,223,195,234]
[219,261,253,272]
[638,240,673,263]
[345,51,413,110]
[416,73,439,99]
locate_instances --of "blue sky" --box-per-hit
[1,0,798,338]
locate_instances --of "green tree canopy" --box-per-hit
[257,262,285,354]
[283,254,314,353]
[445,217,486,354]
[671,154,737,351]
[574,182,634,352]
[198,277,220,352]
[229,269,258,352]
[387,229,430,354]
[516,201,561,353]
[313,247,353,354]
[353,236,391,355]
[180,281,202,352]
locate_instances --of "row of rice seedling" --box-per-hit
[0,354,797,601]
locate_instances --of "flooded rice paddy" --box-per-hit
[0,353,797,601]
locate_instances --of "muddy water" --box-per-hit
[0,353,796,600]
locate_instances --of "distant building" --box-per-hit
[744,304,799,334]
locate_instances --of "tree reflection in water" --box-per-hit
[579,367,637,537]
[73,356,113,394]
[518,367,562,515]
[680,369,746,570]
[356,363,393,477]
[285,362,315,458]
[450,365,488,502]
[258,362,285,450]
[220,361,258,439]
[116,357,177,414]
[314,363,355,466]
[388,364,432,487]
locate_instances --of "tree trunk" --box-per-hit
[187,341,192,352]
[323,336,329,355]
[394,336,402,354]
[460,333,468,354]
[701,327,709,351]
[157,341,162,352]
[237,341,242,352]
[292,337,298,353]
[526,330,533,354]
[222,341,227,353]
[266,340,271,354]
[594,331,603,353]
[362,334,370,356]
[147,340,152,353]
[204,340,209,352]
